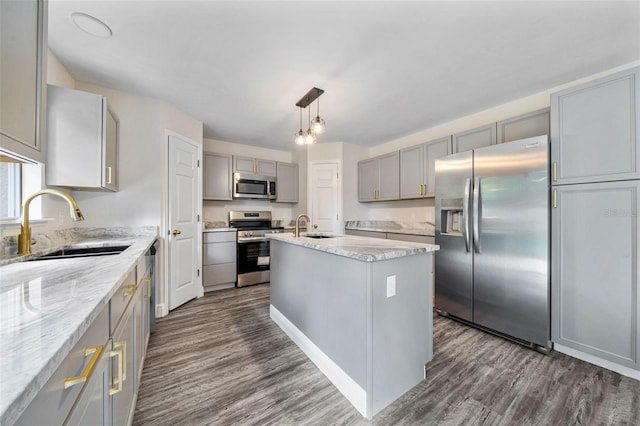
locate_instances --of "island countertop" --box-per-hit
[268,232,439,262]
[0,227,158,426]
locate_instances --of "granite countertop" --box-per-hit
[268,233,439,262]
[344,220,435,237]
[0,227,158,425]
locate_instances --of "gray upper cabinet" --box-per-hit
[46,85,119,191]
[233,155,277,176]
[551,180,640,370]
[358,152,400,202]
[497,108,550,144]
[452,123,496,153]
[400,136,451,199]
[0,0,47,163]
[204,152,232,200]
[275,162,298,203]
[551,66,640,185]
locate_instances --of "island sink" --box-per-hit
[32,245,131,261]
[303,234,338,239]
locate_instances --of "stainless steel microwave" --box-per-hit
[233,173,276,200]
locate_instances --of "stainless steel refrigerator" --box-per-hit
[434,135,551,351]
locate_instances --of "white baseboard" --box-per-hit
[554,343,640,380]
[156,304,166,318]
[269,304,368,418]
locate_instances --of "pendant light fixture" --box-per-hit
[310,97,325,135]
[294,107,306,145]
[293,87,325,145]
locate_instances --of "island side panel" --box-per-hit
[370,253,433,416]
[270,239,369,388]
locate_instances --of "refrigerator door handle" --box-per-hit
[463,178,471,252]
[473,177,481,253]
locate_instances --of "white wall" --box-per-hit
[342,142,369,221]
[202,138,295,223]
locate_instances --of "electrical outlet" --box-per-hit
[386,275,396,298]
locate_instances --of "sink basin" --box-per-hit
[303,234,338,239]
[33,245,131,261]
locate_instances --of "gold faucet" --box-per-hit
[18,189,85,255]
[295,214,310,238]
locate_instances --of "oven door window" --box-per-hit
[236,179,267,196]
[237,240,270,274]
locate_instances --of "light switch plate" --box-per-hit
[386,275,396,298]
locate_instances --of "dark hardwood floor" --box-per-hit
[133,284,639,425]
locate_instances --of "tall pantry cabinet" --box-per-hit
[551,66,640,375]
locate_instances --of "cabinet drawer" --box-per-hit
[204,231,236,243]
[204,263,237,286]
[204,242,237,264]
[15,305,109,426]
[110,269,137,333]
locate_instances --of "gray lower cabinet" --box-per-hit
[497,108,549,144]
[551,66,640,185]
[357,152,400,202]
[204,152,232,200]
[551,180,640,370]
[452,123,496,153]
[15,306,110,426]
[275,162,298,203]
[46,85,119,191]
[0,0,47,163]
[203,231,237,288]
[400,137,451,199]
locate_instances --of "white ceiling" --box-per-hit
[48,1,640,151]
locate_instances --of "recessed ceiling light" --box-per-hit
[71,12,112,38]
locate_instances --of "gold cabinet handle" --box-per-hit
[114,340,127,380]
[109,346,123,395]
[106,166,112,185]
[144,276,151,300]
[172,229,181,235]
[553,162,558,182]
[64,345,104,389]
[553,188,558,208]
[123,284,138,297]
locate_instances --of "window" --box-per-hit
[0,162,21,219]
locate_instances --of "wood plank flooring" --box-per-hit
[133,284,640,425]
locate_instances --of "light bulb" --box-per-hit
[310,116,325,135]
[305,130,316,144]
[294,130,306,145]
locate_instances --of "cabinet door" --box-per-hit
[400,144,424,199]
[378,151,400,201]
[111,303,135,426]
[103,108,118,191]
[233,155,255,173]
[551,67,640,185]
[551,181,640,370]
[0,0,46,163]
[358,158,378,202]
[257,159,276,176]
[203,152,232,200]
[497,108,549,144]
[452,123,496,153]
[134,284,144,384]
[64,343,111,426]
[424,136,452,197]
[275,162,298,203]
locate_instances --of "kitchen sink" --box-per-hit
[32,245,131,261]
[303,234,338,239]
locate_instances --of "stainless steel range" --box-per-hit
[229,211,284,287]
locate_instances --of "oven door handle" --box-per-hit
[237,237,269,243]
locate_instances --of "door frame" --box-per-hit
[159,129,203,317]
[307,160,343,233]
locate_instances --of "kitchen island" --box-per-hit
[268,233,439,419]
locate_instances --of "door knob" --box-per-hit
[172,229,181,235]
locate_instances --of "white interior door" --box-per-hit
[310,162,339,232]
[168,135,200,310]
